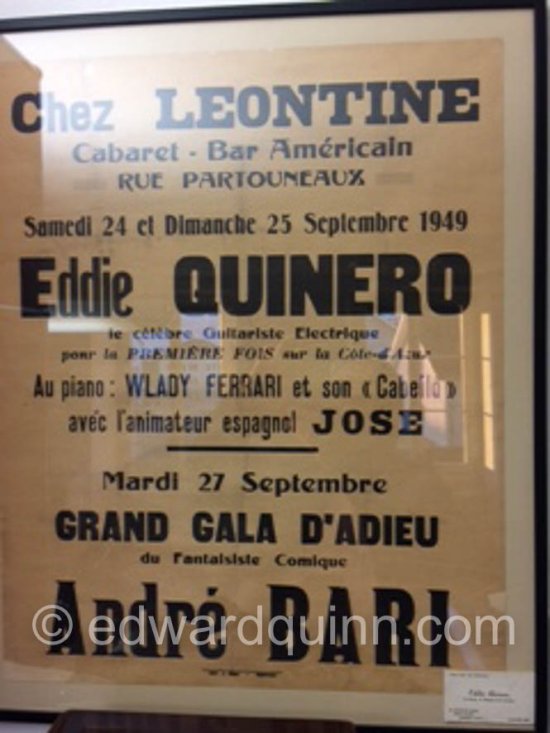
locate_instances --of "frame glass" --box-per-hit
[0,1,546,730]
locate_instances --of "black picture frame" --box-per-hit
[0,1,546,731]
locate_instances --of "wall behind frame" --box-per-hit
[0,0,546,732]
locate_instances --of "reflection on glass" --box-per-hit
[459,313,469,464]
[481,312,495,471]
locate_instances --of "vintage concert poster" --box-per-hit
[0,7,538,727]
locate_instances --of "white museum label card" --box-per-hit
[444,671,535,725]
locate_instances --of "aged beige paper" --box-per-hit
[0,10,537,727]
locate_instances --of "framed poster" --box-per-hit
[0,0,546,730]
